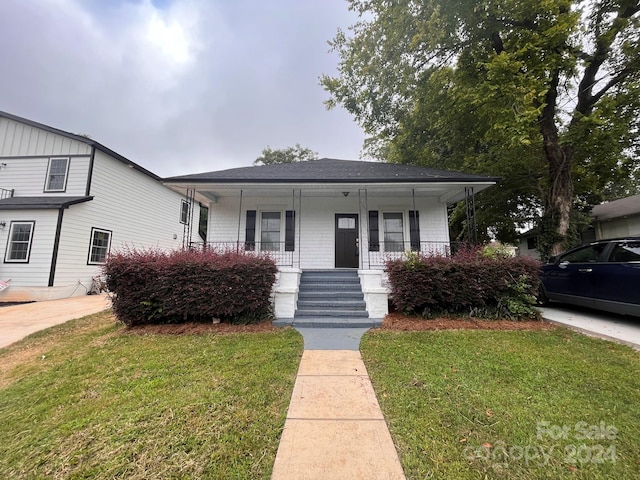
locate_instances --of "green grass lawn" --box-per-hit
[361,328,640,480]
[0,312,303,479]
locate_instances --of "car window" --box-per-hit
[559,244,607,263]
[609,242,640,262]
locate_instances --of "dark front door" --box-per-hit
[335,214,359,268]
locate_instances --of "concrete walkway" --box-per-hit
[0,294,111,349]
[271,329,406,480]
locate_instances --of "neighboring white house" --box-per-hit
[0,111,201,302]
[164,160,498,317]
[517,229,541,260]
[591,194,640,239]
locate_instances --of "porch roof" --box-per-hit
[0,196,93,210]
[164,159,498,204]
[165,158,498,184]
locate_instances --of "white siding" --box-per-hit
[0,118,91,157]
[0,156,90,197]
[0,210,58,286]
[518,238,541,259]
[206,193,450,270]
[597,216,640,239]
[51,150,199,287]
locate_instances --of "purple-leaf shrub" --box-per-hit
[386,248,541,319]
[103,248,277,326]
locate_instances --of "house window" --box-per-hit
[180,200,190,224]
[88,228,112,264]
[45,157,69,192]
[261,212,281,251]
[4,221,35,263]
[198,204,208,241]
[383,213,404,252]
[527,237,538,250]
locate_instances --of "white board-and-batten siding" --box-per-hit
[0,117,91,157]
[205,193,450,270]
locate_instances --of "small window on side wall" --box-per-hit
[4,221,35,263]
[88,228,112,265]
[45,157,69,192]
[180,200,190,224]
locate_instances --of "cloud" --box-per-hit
[0,0,365,176]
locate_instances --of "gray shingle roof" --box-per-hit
[164,158,499,184]
[592,194,640,221]
[0,196,93,210]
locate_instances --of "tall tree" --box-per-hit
[254,144,319,165]
[322,0,640,256]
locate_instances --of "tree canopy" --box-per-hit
[254,144,319,165]
[322,0,640,256]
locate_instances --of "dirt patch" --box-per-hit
[378,313,556,331]
[123,321,279,336]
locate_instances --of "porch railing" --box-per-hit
[188,240,466,269]
[367,241,465,268]
[188,241,294,267]
[0,188,14,199]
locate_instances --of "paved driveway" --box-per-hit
[0,294,111,349]
[539,304,640,349]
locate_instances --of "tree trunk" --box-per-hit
[539,70,575,258]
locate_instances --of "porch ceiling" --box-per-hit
[165,181,495,205]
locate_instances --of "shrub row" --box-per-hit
[103,248,277,326]
[385,248,542,319]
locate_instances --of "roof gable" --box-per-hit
[0,110,160,181]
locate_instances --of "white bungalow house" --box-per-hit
[0,111,201,302]
[164,160,498,319]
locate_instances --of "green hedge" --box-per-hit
[103,248,277,326]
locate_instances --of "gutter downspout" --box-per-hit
[85,146,96,196]
[48,207,65,287]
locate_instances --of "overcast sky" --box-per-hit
[0,0,367,177]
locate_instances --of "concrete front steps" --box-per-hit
[273,270,383,328]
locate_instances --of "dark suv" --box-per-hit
[539,237,640,317]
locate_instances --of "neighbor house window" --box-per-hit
[88,228,112,264]
[261,212,281,251]
[45,157,69,192]
[180,200,190,224]
[383,213,404,252]
[4,221,35,263]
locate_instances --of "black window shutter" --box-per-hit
[245,210,256,251]
[409,210,420,251]
[369,211,379,252]
[285,210,295,251]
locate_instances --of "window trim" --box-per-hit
[382,212,405,252]
[180,200,190,225]
[87,227,112,265]
[260,211,282,252]
[44,157,70,193]
[4,221,36,263]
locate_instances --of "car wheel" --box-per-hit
[537,285,550,306]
